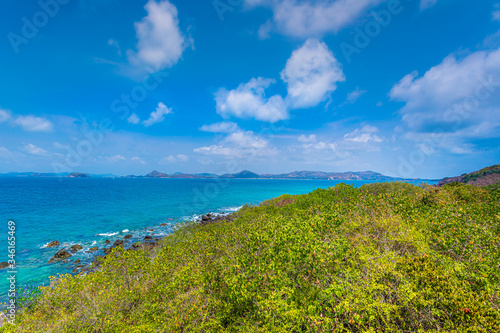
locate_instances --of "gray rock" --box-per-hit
[69,244,83,253]
[48,249,72,263]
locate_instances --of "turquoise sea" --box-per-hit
[0,177,432,300]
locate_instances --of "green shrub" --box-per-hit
[3,183,499,332]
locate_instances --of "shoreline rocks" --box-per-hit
[46,240,59,248]
[45,211,237,275]
[69,244,83,253]
[48,249,72,263]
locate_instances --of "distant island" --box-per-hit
[124,169,433,182]
[0,169,436,181]
[68,173,90,178]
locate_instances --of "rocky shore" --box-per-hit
[42,212,236,275]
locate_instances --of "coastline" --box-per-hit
[42,210,238,277]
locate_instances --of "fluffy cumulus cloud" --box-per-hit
[289,124,384,160]
[281,39,345,109]
[194,130,277,158]
[297,134,317,143]
[215,78,288,122]
[244,0,384,39]
[14,115,53,132]
[390,47,500,152]
[143,102,173,127]
[127,113,140,125]
[128,0,191,71]
[212,39,344,123]
[343,125,383,144]
[200,121,239,133]
[22,144,50,156]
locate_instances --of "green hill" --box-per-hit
[439,164,500,187]
[3,182,500,332]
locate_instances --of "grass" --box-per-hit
[2,182,500,332]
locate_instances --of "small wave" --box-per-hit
[91,241,96,246]
[222,206,243,212]
[122,229,129,233]
[97,232,118,237]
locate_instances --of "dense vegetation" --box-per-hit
[439,164,500,187]
[3,182,500,332]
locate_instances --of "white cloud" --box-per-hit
[494,10,500,22]
[103,155,127,163]
[390,48,500,130]
[14,115,53,132]
[131,156,146,164]
[108,38,122,56]
[0,147,11,158]
[281,39,345,109]
[128,0,191,71]
[343,125,384,143]
[161,154,189,163]
[194,130,277,158]
[298,134,317,143]
[215,77,288,122]
[0,109,11,123]
[193,145,233,156]
[22,144,50,156]
[200,121,239,133]
[341,88,366,106]
[420,0,438,10]
[53,142,68,150]
[143,102,173,127]
[390,47,500,153]
[127,113,140,124]
[244,0,384,38]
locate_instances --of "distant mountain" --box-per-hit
[68,173,89,178]
[136,170,429,181]
[221,170,260,178]
[438,164,500,187]
[145,170,169,178]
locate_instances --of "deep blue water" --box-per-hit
[0,177,431,300]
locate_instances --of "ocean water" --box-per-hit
[0,177,429,300]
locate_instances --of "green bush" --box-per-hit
[3,183,499,332]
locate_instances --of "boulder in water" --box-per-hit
[48,249,72,263]
[69,244,83,253]
[46,240,59,248]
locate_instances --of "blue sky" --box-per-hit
[0,0,499,178]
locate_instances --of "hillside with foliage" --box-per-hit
[439,164,500,187]
[2,182,500,332]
